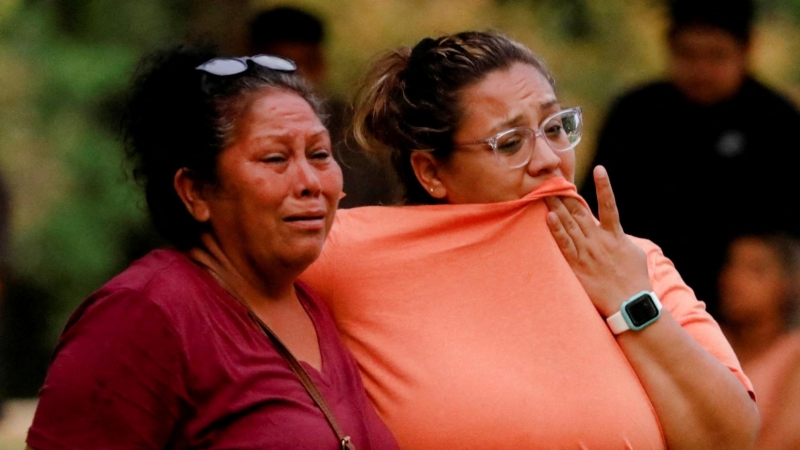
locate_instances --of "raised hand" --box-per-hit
[544,166,652,317]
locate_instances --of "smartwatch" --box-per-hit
[606,291,662,335]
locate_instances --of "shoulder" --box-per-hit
[93,249,210,316]
[739,78,800,118]
[60,249,211,348]
[29,252,196,450]
[102,248,204,297]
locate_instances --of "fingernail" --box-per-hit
[595,166,608,178]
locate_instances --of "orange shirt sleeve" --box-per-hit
[633,236,755,398]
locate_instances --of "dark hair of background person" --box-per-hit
[351,30,553,205]
[249,6,324,48]
[667,0,755,44]
[247,6,327,90]
[122,45,322,250]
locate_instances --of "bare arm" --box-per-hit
[545,166,759,450]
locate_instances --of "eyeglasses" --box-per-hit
[456,107,583,169]
[195,54,297,76]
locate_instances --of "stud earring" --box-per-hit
[429,187,434,193]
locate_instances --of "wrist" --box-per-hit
[606,291,662,335]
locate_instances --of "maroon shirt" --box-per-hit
[28,249,398,450]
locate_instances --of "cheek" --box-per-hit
[321,163,344,198]
[718,61,744,85]
[455,161,510,202]
[559,151,576,182]
[670,56,693,76]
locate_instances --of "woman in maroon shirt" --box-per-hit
[26,46,397,450]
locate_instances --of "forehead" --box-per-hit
[456,63,557,129]
[237,89,325,137]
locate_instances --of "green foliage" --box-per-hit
[0,0,187,395]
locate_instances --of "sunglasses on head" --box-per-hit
[195,54,297,76]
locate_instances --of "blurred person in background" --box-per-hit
[25,45,397,449]
[302,30,758,449]
[249,6,398,208]
[719,233,800,449]
[580,0,800,319]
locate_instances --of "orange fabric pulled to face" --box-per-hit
[301,177,751,449]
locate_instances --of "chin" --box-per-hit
[680,85,733,105]
[284,244,325,269]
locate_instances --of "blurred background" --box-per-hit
[0,0,798,445]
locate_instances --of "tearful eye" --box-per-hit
[495,133,525,154]
[262,154,288,164]
[309,148,333,165]
[544,121,564,138]
[310,149,332,159]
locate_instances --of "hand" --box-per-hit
[544,166,652,317]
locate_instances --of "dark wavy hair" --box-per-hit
[351,30,553,205]
[123,45,322,249]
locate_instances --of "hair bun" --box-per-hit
[409,37,437,63]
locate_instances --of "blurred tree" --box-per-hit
[763,0,800,21]
[495,0,594,39]
[0,0,191,396]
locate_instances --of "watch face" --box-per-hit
[625,293,659,327]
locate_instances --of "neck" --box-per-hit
[725,314,785,364]
[188,233,297,306]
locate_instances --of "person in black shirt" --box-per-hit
[581,0,800,319]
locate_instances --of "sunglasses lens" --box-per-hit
[196,58,248,76]
[250,55,297,72]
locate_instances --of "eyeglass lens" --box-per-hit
[197,59,249,76]
[249,55,297,71]
[196,55,297,76]
[494,109,582,168]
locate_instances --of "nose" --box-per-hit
[525,136,561,176]
[293,157,323,197]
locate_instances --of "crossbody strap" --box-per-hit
[245,305,356,450]
[194,258,356,450]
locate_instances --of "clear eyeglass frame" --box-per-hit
[457,106,583,169]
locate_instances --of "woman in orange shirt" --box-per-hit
[302,30,758,449]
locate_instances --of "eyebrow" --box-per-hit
[488,99,561,135]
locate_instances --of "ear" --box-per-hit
[410,151,447,199]
[174,168,212,223]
